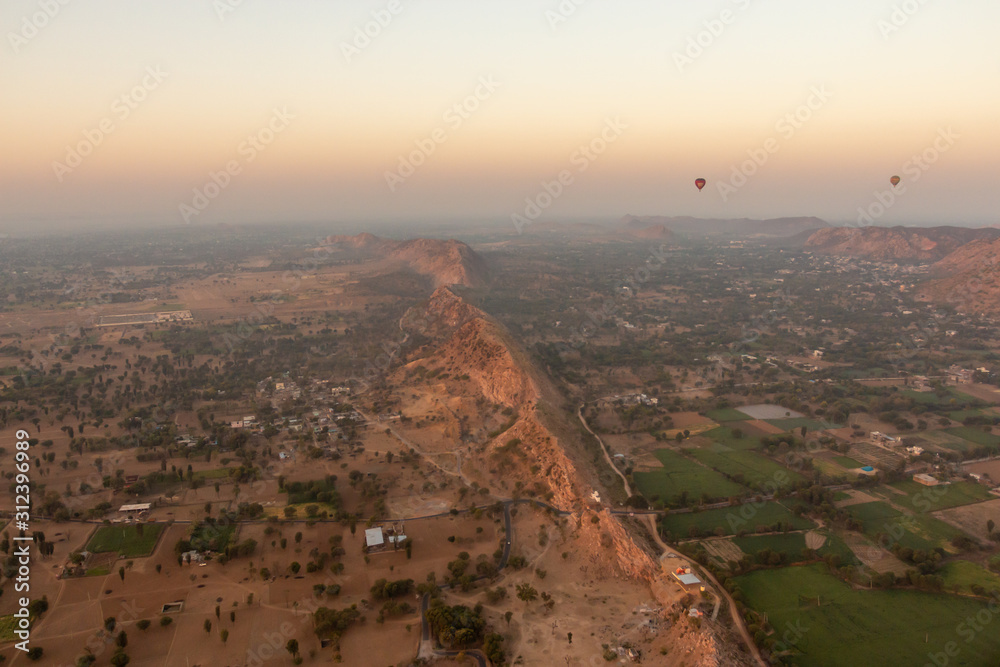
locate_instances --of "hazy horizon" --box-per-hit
[3,1,999,230]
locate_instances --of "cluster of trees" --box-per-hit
[425,602,486,648]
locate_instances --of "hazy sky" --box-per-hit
[2,0,998,230]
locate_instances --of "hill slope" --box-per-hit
[919,238,1000,314]
[804,226,1000,262]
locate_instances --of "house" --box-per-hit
[913,473,939,487]
[672,568,702,588]
[364,527,385,549]
[871,432,899,446]
[906,446,925,456]
[118,503,151,516]
[812,350,825,359]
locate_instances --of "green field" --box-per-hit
[192,467,233,480]
[702,426,761,450]
[690,446,804,490]
[949,409,989,422]
[734,565,1000,666]
[889,480,994,512]
[661,502,814,540]
[705,408,751,422]
[844,500,968,551]
[86,523,165,557]
[735,533,809,559]
[633,449,746,503]
[0,616,16,642]
[947,427,1000,450]
[939,561,1000,595]
[766,418,837,433]
[908,429,982,453]
[832,456,863,469]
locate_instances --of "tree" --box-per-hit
[104,617,117,632]
[286,639,300,658]
[988,519,995,535]
[220,629,229,644]
[215,605,220,620]
[516,583,538,603]
[26,647,44,661]
[505,610,513,626]
[160,616,173,627]
[116,630,127,649]
[118,566,125,583]
[136,620,151,631]
[204,619,212,633]
[110,651,130,667]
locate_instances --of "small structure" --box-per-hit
[364,528,385,549]
[118,503,151,519]
[365,522,408,554]
[672,567,702,588]
[914,473,940,487]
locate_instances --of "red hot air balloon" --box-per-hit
[890,175,901,187]
[695,178,707,191]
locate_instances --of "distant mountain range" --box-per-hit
[322,233,487,287]
[619,215,829,240]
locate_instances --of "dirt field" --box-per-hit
[841,533,910,576]
[834,489,882,508]
[935,498,1000,542]
[953,384,1000,404]
[965,460,1000,483]
[747,419,784,435]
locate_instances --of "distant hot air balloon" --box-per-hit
[695,178,707,191]
[890,175,901,187]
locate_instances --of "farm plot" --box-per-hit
[660,502,814,540]
[689,446,803,490]
[85,523,165,558]
[633,449,745,503]
[948,427,1000,451]
[889,480,994,513]
[733,565,1000,667]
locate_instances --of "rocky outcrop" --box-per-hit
[804,226,1000,262]
[919,237,1000,314]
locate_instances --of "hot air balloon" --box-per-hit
[890,175,901,187]
[695,178,707,191]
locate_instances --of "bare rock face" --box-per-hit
[398,287,661,582]
[323,233,487,287]
[919,237,1000,314]
[804,226,1000,262]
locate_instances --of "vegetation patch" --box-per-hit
[633,449,746,505]
[86,523,165,557]
[660,502,814,540]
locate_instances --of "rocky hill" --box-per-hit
[804,226,1000,262]
[394,287,658,581]
[919,237,1000,314]
[322,233,487,287]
